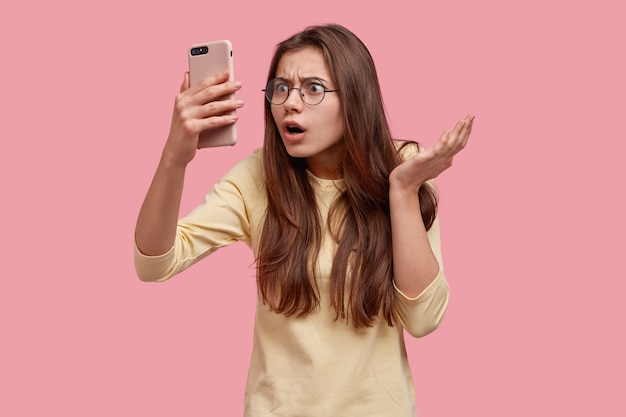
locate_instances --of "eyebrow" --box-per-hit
[274,76,331,84]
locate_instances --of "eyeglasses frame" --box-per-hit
[262,78,339,106]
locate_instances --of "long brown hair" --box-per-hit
[257,24,437,327]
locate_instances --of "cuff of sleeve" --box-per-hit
[133,241,176,282]
[393,268,449,337]
[393,267,443,301]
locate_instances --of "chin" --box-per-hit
[284,149,310,159]
[281,142,310,159]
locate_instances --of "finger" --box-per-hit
[196,80,242,107]
[195,113,239,133]
[180,71,190,93]
[187,70,231,96]
[455,115,474,148]
[197,97,244,119]
[461,115,474,144]
[436,115,473,155]
[436,123,462,155]
[446,117,473,153]
[434,131,450,152]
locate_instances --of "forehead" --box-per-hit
[275,47,332,81]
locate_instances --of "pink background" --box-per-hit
[1,0,624,415]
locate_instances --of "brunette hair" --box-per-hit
[257,24,437,327]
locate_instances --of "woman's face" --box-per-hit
[271,47,344,179]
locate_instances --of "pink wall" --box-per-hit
[1,0,624,415]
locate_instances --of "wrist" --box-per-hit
[160,139,197,169]
[389,178,424,198]
[389,184,422,209]
[159,151,190,173]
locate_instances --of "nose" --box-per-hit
[283,87,304,111]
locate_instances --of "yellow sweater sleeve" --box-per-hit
[134,149,265,282]
[392,215,449,337]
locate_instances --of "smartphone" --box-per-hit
[188,40,237,148]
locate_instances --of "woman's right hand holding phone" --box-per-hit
[135,72,242,256]
[162,71,243,167]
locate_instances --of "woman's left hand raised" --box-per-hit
[389,114,474,192]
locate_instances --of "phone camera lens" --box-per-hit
[191,46,209,56]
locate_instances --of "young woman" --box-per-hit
[135,23,473,416]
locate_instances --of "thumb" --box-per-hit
[180,71,190,93]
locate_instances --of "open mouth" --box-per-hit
[287,126,304,134]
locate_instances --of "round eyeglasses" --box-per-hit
[263,78,338,106]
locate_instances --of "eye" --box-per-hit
[304,80,325,95]
[275,81,289,94]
